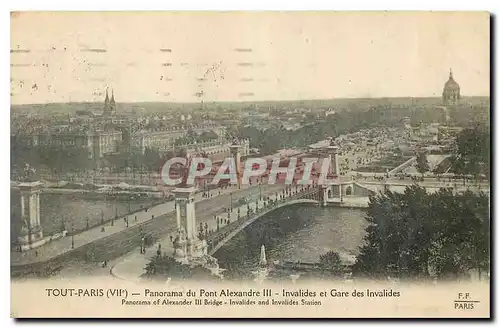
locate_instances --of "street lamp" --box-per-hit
[27,225,32,247]
[113,197,117,226]
[71,222,75,249]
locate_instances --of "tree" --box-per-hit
[352,186,489,281]
[452,125,490,182]
[318,251,344,276]
[222,260,253,281]
[198,130,219,142]
[143,148,163,171]
[415,152,430,178]
[428,190,490,280]
[143,254,218,281]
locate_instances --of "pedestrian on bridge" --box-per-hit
[157,243,162,257]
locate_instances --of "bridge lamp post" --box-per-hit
[229,192,233,212]
[71,222,75,249]
[113,195,117,226]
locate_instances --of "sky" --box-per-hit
[10,11,490,104]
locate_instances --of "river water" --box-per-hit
[214,204,368,279]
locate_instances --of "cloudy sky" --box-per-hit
[10,11,490,104]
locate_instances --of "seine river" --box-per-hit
[214,204,368,278]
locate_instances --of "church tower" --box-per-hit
[109,89,116,115]
[104,87,110,112]
[442,69,461,106]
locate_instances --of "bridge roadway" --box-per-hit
[11,182,285,268]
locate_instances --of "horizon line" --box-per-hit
[10,95,491,107]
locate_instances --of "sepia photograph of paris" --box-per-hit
[10,11,490,295]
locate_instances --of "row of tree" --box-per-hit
[409,124,490,181]
[11,144,93,177]
[448,125,490,179]
[351,185,489,280]
[143,254,218,281]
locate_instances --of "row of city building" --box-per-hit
[13,125,250,161]
[12,109,252,165]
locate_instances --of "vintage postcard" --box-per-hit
[10,11,490,318]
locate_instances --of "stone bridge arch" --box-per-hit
[208,198,319,256]
[345,186,353,196]
[322,181,376,202]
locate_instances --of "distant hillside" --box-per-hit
[11,96,490,115]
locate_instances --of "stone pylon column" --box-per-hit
[173,185,207,261]
[229,144,242,188]
[326,145,340,177]
[175,200,181,231]
[17,181,43,251]
[173,186,197,240]
[319,185,328,207]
